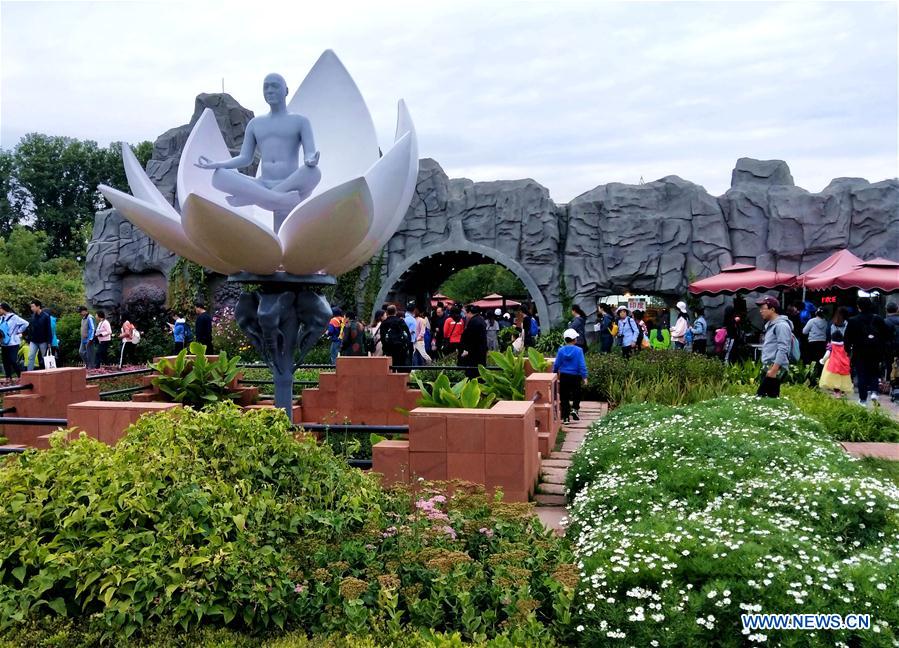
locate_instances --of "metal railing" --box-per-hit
[86,367,154,381]
[0,383,32,394]
[0,417,67,426]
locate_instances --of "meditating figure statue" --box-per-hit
[195,73,321,230]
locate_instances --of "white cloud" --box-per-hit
[1,0,896,201]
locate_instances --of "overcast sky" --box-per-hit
[1,1,896,201]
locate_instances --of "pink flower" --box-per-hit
[478,527,494,538]
[294,583,306,594]
[441,526,457,540]
[381,526,398,538]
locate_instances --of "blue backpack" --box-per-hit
[0,317,9,346]
[529,317,539,338]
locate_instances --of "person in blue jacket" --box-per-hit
[554,328,588,424]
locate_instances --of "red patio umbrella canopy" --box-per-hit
[472,293,521,309]
[430,293,455,308]
[831,258,899,292]
[798,249,865,291]
[688,264,797,296]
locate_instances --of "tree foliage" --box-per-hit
[0,226,48,274]
[439,263,527,305]
[1,134,153,259]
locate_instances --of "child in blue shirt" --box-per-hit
[554,328,588,424]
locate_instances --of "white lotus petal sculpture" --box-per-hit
[97,50,420,414]
[98,49,418,278]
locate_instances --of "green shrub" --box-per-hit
[151,342,243,408]
[0,406,573,642]
[780,384,899,443]
[533,328,565,356]
[0,273,84,317]
[0,404,383,638]
[415,373,495,409]
[584,350,727,406]
[54,312,83,365]
[566,396,899,646]
[478,347,528,401]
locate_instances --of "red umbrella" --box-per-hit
[430,293,455,308]
[798,249,865,291]
[472,293,521,309]
[688,264,797,295]
[831,258,899,292]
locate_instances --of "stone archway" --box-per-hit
[375,236,550,323]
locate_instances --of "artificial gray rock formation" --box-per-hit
[85,94,254,308]
[86,93,899,326]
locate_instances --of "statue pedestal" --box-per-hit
[228,272,336,418]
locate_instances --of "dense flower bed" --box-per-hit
[565,396,899,646]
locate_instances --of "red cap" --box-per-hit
[755,296,780,309]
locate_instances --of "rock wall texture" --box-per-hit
[86,94,898,325]
[85,94,254,308]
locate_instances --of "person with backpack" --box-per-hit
[595,303,615,353]
[0,302,28,380]
[170,313,191,354]
[691,308,708,355]
[885,301,899,402]
[118,314,139,367]
[327,307,346,364]
[650,318,670,350]
[380,305,411,368]
[27,299,52,370]
[755,296,795,398]
[616,306,640,359]
[554,328,588,424]
[844,297,889,407]
[670,301,690,350]
[340,311,367,357]
[367,309,386,357]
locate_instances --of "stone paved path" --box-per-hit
[841,442,899,460]
[534,401,607,535]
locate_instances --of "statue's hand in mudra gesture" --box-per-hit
[304,150,320,168]
[195,155,223,170]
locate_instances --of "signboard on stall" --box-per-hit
[821,296,837,304]
[627,298,646,312]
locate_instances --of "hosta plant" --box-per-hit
[414,373,495,409]
[151,341,241,408]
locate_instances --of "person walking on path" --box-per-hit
[670,301,690,350]
[756,296,793,398]
[568,304,588,352]
[691,308,708,355]
[802,308,829,364]
[721,306,744,364]
[633,310,650,351]
[459,304,487,379]
[368,309,385,357]
[845,297,889,406]
[327,307,346,364]
[170,314,190,354]
[26,300,52,371]
[485,309,500,352]
[194,302,214,354]
[0,302,27,380]
[340,311,367,357]
[818,330,852,396]
[885,302,899,400]
[650,318,671,350]
[95,310,113,367]
[411,305,432,366]
[554,328,588,424]
[430,303,449,357]
[118,315,138,367]
[380,305,411,368]
[443,307,466,356]
[78,305,97,368]
[616,306,640,359]
[596,303,615,353]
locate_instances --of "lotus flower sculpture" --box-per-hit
[98,50,418,278]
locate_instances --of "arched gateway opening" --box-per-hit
[375,245,550,323]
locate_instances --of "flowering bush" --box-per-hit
[565,396,898,646]
[212,305,257,360]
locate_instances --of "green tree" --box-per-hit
[0,226,48,274]
[439,263,527,304]
[9,134,153,259]
[0,149,28,239]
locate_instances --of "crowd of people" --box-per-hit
[326,301,545,377]
[0,299,216,381]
